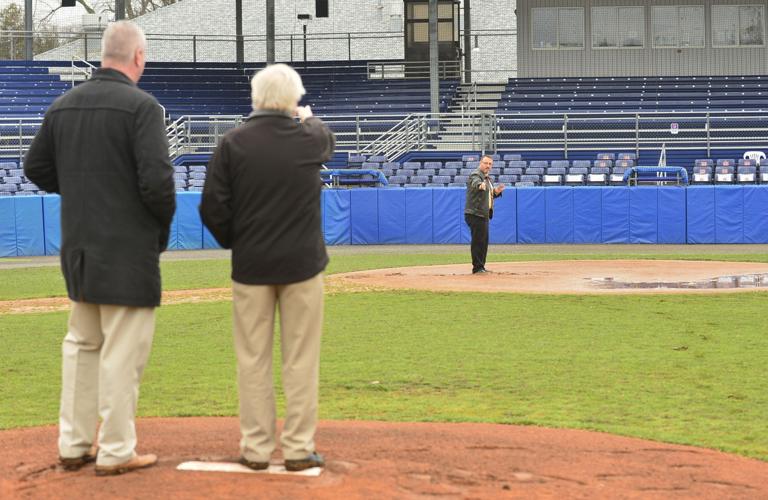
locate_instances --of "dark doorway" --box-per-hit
[404,0,460,62]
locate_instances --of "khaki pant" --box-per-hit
[232,272,324,462]
[58,301,155,466]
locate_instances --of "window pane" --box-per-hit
[438,21,453,41]
[653,6,678,47]
[413,4,428,20]
[592,7,618,48]
[438,3,453,18]
[679,6,704,47]
[559,8,584,48]
[532,8,558,49]
[413,22,428,43]
[619,7,644,47]
[713,5,739,46]
[739,5,764,45]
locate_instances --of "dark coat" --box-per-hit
[200,110,334,285]
[24,68,176,307]
[464,168,502,220]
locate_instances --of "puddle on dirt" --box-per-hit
[589,274,768,290]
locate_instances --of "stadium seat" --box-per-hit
[542,167,565,185]
[462,154,479,162]
[565,167,587,185]
[507,160,526,170]
[445,161,463,169]
[520,174,540,185]
[403,161,421,169]
[189,172,206,180]
[460,168,475,176]
[387,175,407,186]
[715,165,735,183]
[594,159,614,169]
[588,167,609,185]
[571,160,591,170]
[503,154,522,162]
[368,155,387,163]
[504,167,523,176]
[616,152,637,161]
[515,181,535,187]
[453,175,469,185]
[610,167,627,185]
[173,165,188,174]
[423,161,442,170]
[498,174,518,184]
[430,175,451,186]
[737,166,757,183]
[550,160,569,169]
[596,153,616,161]
[692,166,712,184]
[189,165,206,173]
[347,155,365,168]
[439,168,458,177]
[529,160,548,170]
[382,161,401,170]
[694,159,714,169]
[760,165,768,183]
[396,169,415,177]
[525,166,544,176]
[362,162,381,169]
[409,175,429,186]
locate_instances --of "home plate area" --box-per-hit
[177,460,323,476]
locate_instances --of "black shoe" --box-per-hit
[239,456,270,470]
[59,446,98,471]
[284,452,325,471]
[472,268,489,274]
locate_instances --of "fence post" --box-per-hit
[355,115,360,153]
[347,33,351,61]
[563,113,569,159]
[706,112,711,157]
[290,35,293,62]
[193,35,197,64]
[635,113,640,158]
[84,32,88,61]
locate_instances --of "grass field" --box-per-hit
[1,248,767,462]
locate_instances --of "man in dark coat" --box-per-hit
[200,63,334,472]
[464,155,505,273]
[24,21,175,476]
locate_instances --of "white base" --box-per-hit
[177,461,323,476]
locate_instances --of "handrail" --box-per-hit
[69,55,95,87]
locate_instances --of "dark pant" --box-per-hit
[465,214,489,273]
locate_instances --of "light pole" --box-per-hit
[297,14,312,64]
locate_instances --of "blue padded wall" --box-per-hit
[489,188,517,243]
[405,189,432,244]
[573,187,602,243]
[14,196,44,256]
[351,189,379,244]
[323,189,351,245]
[545,187,573,243]
[687,186,715,244]
[602,188,630,243]
[433,188,463,243]
[517,188,546,243]
[0,198,15,257]
[629,188,658,243]
[715,186,743,244]
[744,186,768,243]
[378,188,406,243]
[42,195,61,255]
[658,188,686,244]
[177,192,203,250]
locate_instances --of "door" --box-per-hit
[404,1,460,62]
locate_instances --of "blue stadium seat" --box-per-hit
[525,166,544,176]
[610,167,627,185]
[189,172,206,180]
[382,161,401,170]
[396,169,415,177]
[692,166,712,184]
[466,161,480,169]
[362,162,381,169]
[515,181,535,187]
[189,179,206,187]
[3,176,22,184]
[550,160,569,170]
[507,160,527,170]
[189,165,207,173]
[173,165,188,174]
[520,174,540,185]
[503,154,522,162]
[173,173,187,181]
[403,161,421,169]
[616,152,637,161]
[459,168,475,176]
[529,160,548,170]
[418,168,437,177]
[453,175,469,185]
[594,159,613,169]
[543,167,566,185]
[715,165,735,183]
[596,153,616,161]
[438,168,457,177]
[368,155,387,163]
[498,174,518,184]
[388,175,407,186]
[430,175,451,185]
[737,166,756,183]
[565,167,587,185]
[571,160,591,169]
[445,161,463,169]
[589,167,610,185]
[694,159,714,169]
[462,154,479,162]
[504,167,523,176]
[423,161,442,170]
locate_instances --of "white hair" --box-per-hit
[251,64,306,113]
[101,21,146,63]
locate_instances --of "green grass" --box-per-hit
[1,290,767,461]
[3,251,768,300]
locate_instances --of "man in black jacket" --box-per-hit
[200,63,334,472]
[24,21,175,476]
[464,155,505,273]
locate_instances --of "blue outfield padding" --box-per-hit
[743,186,768,243]
[687,186,715,244]
[602,188,630,243]
[458,190,471,244]
[177,192,203,250]
[42,195,61,255]
[378,188,406,244]
[658,188,686,244]
[715,186,744,244]
[545,187,573,243]
[405,189,432,244]
[433,188,463,244]
[629,187,658,244]
[0,197,15,257]
[351,189,379,244]
[14,196,44,256]
[323,189,351,245]
[517,188,546,243]
[489,188,517,243]
[573,187,602,243]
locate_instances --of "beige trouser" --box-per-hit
[58,301,155,466]
[233,272,324,462]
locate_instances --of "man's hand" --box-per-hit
[478,182,486,191]
[494,184,506,195]
[296,105,313,122]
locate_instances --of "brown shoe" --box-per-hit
[284,452,325,471]
[59,446,97,471]
[94,454,157,476]
[239,456,269,471]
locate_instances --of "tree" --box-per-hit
[0,3,24,60]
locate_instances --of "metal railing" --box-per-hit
[69,55,95,86]
[367,60,461,80]
[0,116,44,162]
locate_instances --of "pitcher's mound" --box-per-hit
[329,260,768,294]
[2,418,767,499]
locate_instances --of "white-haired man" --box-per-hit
[201,64,334,471]
[24,21,175,476]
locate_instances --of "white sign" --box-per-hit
[670,122,679,135]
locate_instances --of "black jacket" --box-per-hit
[24,68,175,307]
[200,110,334,285]
[464,168,502,220]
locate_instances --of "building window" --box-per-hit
[592,6,644,49]
[532,7,584,50]
[652,5,705,48]
[316,0,329,18]
[713,5,765,47]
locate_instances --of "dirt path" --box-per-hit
[2,417,766,499]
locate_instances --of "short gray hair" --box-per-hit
[251,64,306,113]
[101,21,146,63]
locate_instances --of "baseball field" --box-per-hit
[2,244,768,497]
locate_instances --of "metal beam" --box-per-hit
[266,0,275,64]
[235,0,244,65]
[463,0,471,83]
[24,0,33,60]
[115,0,125,20]
[429,0,439,114]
